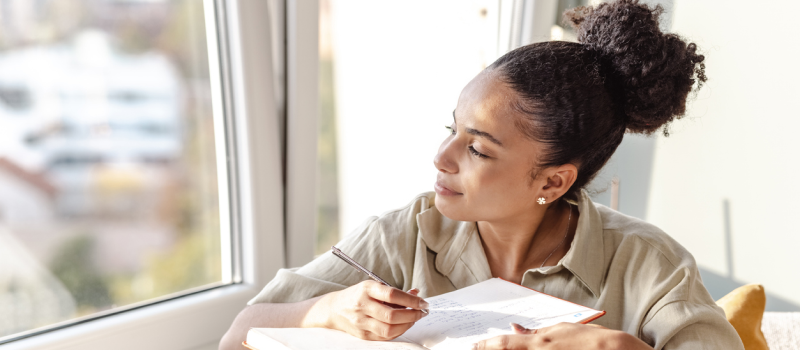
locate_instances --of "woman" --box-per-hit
[221,1,743,349]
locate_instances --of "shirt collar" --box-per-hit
[416,190,606,296]
[416,194,478,277]
[559,190,606,297]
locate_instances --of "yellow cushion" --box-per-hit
[715,284,769,350]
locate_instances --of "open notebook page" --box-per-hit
[397,278,604,350]
[245,328,427,350]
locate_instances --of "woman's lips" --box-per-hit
[434,181,462,196]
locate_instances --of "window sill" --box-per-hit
[3,283,259,350]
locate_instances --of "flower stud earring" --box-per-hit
[537,197,546,205]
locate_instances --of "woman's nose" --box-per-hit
[433,139,458,174]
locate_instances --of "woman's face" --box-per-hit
[433,70,551,223]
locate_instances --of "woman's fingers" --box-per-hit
[357,316,418,340]
[510,322,536,334]
[384,288,421,309]
[332,281,427,341]
[472,322,621,350]
[585,323,607,329]
[366,282,429,310]
[364,298,426,324]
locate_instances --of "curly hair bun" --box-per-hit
[564,0,706,135]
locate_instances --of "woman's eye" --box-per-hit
[445,125,456,135]
[468,145,488,159]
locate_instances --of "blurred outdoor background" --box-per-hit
[0,0,222,339]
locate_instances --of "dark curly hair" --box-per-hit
[488,0,706,198]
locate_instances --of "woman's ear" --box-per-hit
[541,164,578,199]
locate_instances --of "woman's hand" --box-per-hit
[472,322,652,350]
[317,280,429,341]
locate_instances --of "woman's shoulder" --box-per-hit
[345,192,437,239]
[364,192,468,253]
[380,192,437,217]
[590,201,718,310]
[593,202,696,269]
[369,192,436,227]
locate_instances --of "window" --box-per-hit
[0,0,231,342]
[1,1,287,348]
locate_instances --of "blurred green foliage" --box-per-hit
[108,233,221,307]
[49,235,112,313]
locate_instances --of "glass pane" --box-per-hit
[0,0,224,339]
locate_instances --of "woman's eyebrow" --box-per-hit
[453,110,504,147]
[466,128,503,147]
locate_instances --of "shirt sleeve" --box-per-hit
[247,195,423,305]
[248,217,381,304]
[641,300,744,350]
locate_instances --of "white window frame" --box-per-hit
[0,0,320,348]
[285,0,319,269]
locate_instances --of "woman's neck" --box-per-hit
[477,201,577,284]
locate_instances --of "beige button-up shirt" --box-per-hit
[249,191,744,349]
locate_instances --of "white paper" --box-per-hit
[248,328,427,350]
[399,278,602,350]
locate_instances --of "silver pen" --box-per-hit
[331,246,429,314]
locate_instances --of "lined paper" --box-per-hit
[398,278,602,349]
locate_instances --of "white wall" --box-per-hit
[643,0,800,310]
[330,0,498,237]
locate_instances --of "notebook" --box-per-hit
[243,278,605,350]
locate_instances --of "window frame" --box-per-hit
[285,0,319,269]
[1,0,291,348]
